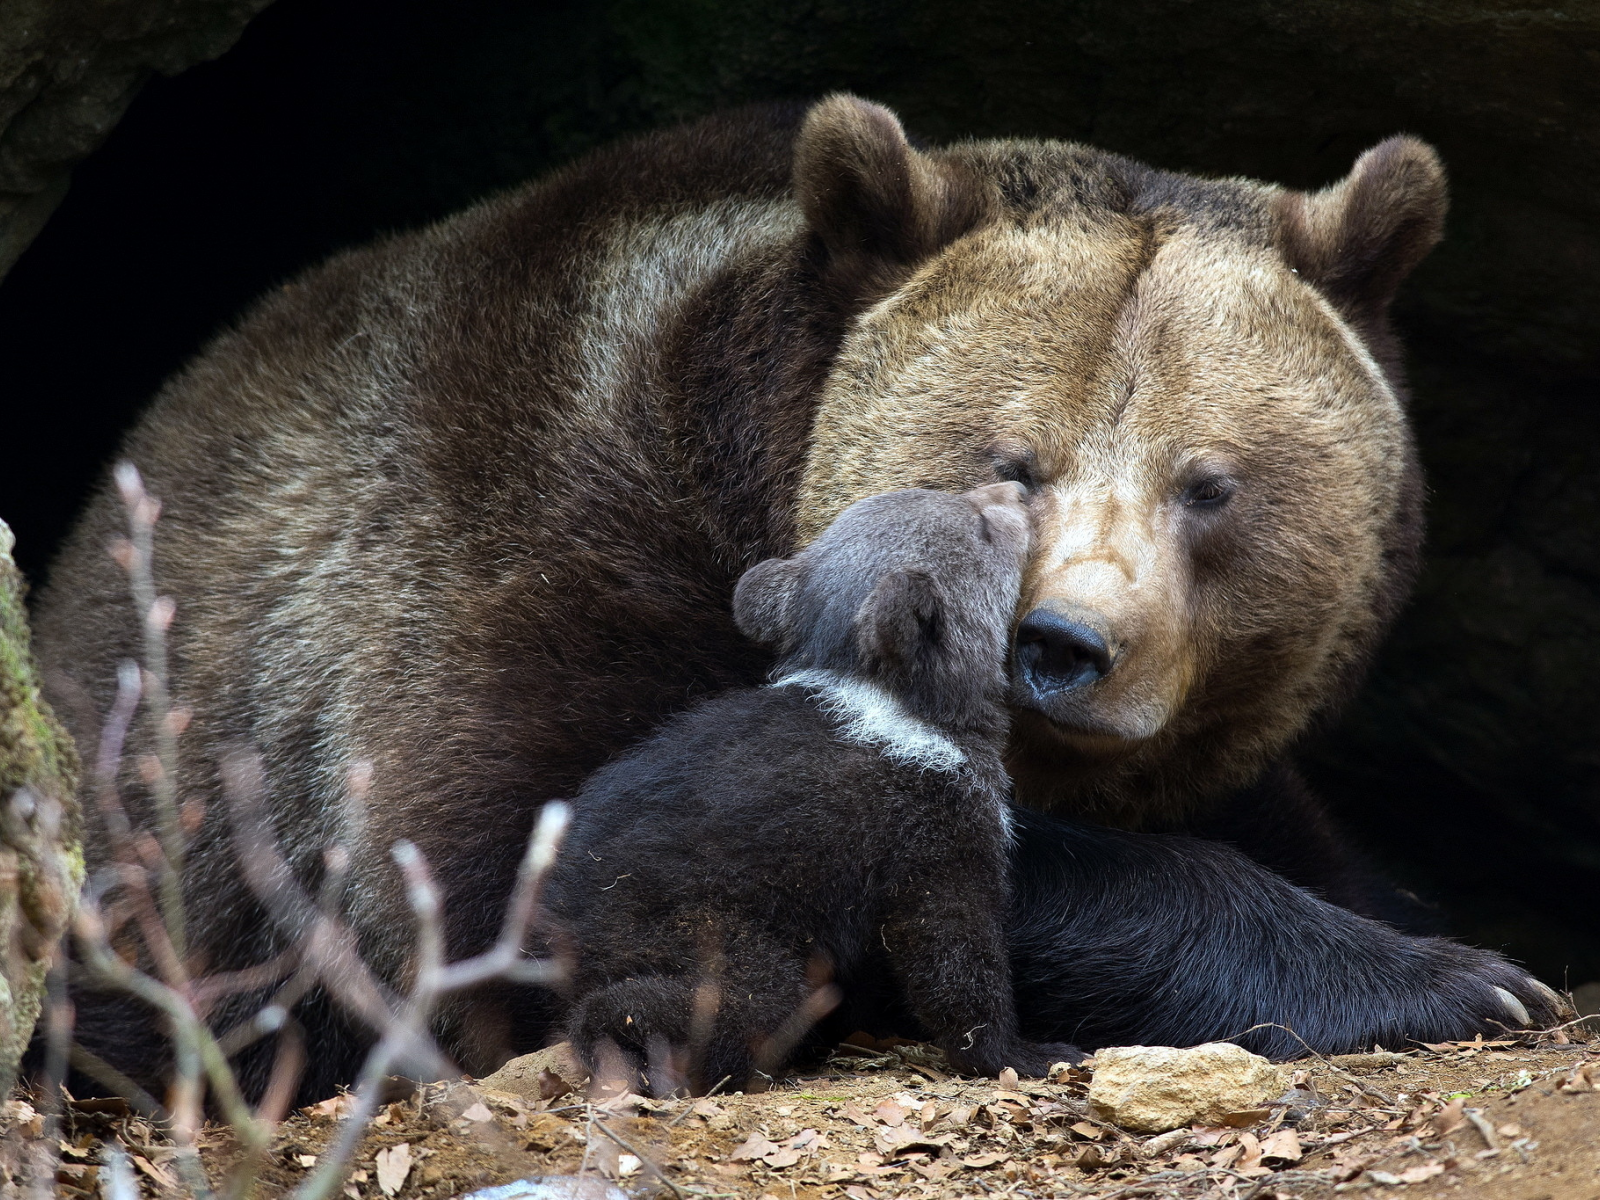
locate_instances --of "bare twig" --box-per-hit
[68,465,572,1200]
[292,803,570,1200]
[112,463,186,958]
[590,1114,686,1199]
[1220,1021,1395,1105]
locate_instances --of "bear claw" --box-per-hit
[1493,986,1530,1027]
[1528,978,1569,1012]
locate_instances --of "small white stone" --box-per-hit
[1087,1043,1286,1133]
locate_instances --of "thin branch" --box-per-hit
[590,1116,686,1200]
[113,463,186,958]
[292,805,570,1200]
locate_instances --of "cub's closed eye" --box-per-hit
[993,457,1037,490]
[1183,477,1234,508]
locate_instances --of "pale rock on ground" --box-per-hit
[1087,1043,1287,1133]
[477,1043,590,1105]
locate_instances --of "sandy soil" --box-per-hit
[11,1027,1596,1200]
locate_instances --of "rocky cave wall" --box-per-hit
[2,0,1596,982]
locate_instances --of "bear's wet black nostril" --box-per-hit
[1014,609,1113,695]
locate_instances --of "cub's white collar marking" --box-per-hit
[772,668,967,773]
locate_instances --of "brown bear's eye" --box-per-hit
[1183,477,1234,508]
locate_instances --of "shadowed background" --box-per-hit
[2,0,1596,985]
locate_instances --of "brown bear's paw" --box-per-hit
[1406,942,1572,1044]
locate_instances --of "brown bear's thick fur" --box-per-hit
[35,96,1482,1089]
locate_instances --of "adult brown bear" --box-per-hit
[35,95,1558,1094]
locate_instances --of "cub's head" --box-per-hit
[789,95,1447,817]
[734,484,1030,732]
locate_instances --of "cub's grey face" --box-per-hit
[791,110,1443,811]
[734,485,1031,706]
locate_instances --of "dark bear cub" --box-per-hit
[545,484,1076,1094]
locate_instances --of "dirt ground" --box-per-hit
[6,1027,1597,1200]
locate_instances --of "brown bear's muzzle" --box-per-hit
[1013,602,1114,697]
[1008,481,1197,748]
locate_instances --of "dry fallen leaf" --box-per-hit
[873,1100,907,1127]
[1559,1063,1597,1092]
[1234,1131,1263,1171]
[374,1143,412,1198]
[729,1133,781,1162]
[1431,1098,1467,1136]
[997,1067,1020,1090]
[1369,1162,1446,1185]
[133,1156,177,1189]
[1218,1108,1273,1127]
[537,1068,572,1100]
[1259,1129,1302,1163]
[460,1102,494,1123]
[962,1151,1007,1169]
[304,1095,352,1120]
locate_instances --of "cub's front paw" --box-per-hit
[947,1038,1084,1078]
[1009,1040,1087,1077]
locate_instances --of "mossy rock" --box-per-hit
[0,519,81,1090]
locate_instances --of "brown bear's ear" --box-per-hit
[733,557,800,647]
[856,568,942,668]
[794,94,989,290]
[1274,136,1447,325]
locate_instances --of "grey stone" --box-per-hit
[461,1178,627,1200]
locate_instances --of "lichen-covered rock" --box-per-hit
[1087,1044,1286,1133]
[0,0,275,278]
[0,518,80,1089]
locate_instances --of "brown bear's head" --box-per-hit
[791,95,1445,821]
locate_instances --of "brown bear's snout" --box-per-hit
[1013,603,1115,698]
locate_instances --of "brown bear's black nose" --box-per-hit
[1014,608,1113,696]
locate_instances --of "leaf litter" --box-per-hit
[4,1027,1596,1199]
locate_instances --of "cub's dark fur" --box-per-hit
[547,486,1076,1092]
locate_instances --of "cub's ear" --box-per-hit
[1274,136,1447,325]
[794,94,989,287]
[733,557,799,647]
[856,568,942,668]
